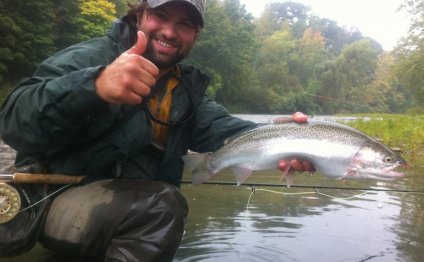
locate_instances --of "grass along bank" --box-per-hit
[344,114,424,164]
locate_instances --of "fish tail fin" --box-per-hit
[182,153,213,185]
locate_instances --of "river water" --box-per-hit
[1,115,423,262]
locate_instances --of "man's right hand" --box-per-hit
[95,31,159,104]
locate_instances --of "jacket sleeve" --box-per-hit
[188,95,257,153]
[0,39,113,155]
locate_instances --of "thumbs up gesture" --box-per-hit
[95,31,159,104]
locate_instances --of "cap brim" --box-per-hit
[146,0,204,27]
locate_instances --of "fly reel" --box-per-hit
[0,172,86,224]
[0,183,21,224]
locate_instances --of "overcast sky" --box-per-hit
[239,0,411,51]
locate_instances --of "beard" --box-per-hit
[143,36,188,69]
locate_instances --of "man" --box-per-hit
[0,0,313,261]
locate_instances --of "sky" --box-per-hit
[239,0,411,51]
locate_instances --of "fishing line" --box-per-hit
[17,184,72,214]
[252,188,370,200]
[227,187,256,249]
[180,180,424,195]
[226,186,387,250]
[13,179,424,216]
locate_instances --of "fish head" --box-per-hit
[346,146,406,180]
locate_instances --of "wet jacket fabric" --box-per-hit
[0,17,255,184]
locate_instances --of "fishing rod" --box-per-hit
[0,173,85,223]
[2,173,420,194]
[178,180,424,195]
[0,172,85,184]
[1,173,423,224]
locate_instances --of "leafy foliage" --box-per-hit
[392,0,424,111]
[110,0,132,18]
[53,0,82,49]
[185,0,258,111]
[76,0,117,41]
[0,0,420,115]
[0,0,56,85]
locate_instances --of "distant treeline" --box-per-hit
[1,0,423,114]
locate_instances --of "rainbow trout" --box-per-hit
[183,120,406,185]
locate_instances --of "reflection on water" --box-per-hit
[1,115,423,262]
[175,167,424,262]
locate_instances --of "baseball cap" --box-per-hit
[146,0,205,27]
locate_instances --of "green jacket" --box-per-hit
[0,17,255,184]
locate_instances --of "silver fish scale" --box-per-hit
[186,120,406,184]
[223,121,367,150]
[208,120,396,170]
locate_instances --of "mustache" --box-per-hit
[149,32,179,46]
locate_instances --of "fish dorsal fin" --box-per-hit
[272,117,296,124]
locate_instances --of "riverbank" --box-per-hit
[345,114,424,164]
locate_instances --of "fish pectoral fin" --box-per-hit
[278,161,295,188]
[280,168,295,188]
[343,168,358,179]
[231,167,253,186]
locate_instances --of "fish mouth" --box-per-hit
[383,164,406,177]
[382,170,405,179]
[363,163,406,180]
[347,160,406,180]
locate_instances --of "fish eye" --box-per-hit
[384,156,393,163]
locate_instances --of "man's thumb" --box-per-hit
[127,31,147,55]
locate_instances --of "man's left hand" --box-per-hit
[275,112,316,174]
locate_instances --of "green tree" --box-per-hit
[253,25,307,113]
[393,0,424,110]
[186,0,258,111]
[309,16,362,54]
[75,0,116,41]
[365,53,409,113]
[53,0,81,49]
[262,1,310,38]
[256,25,297,93]
[317,40,380,113]
[110,0,131,18]
[0,0,56,88]
[291,28,327,91]
[254,6,274,39]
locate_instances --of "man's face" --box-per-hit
[138,2,200,69]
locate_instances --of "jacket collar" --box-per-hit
[107,15,138,52]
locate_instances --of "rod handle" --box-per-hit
[13,173,86,184]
